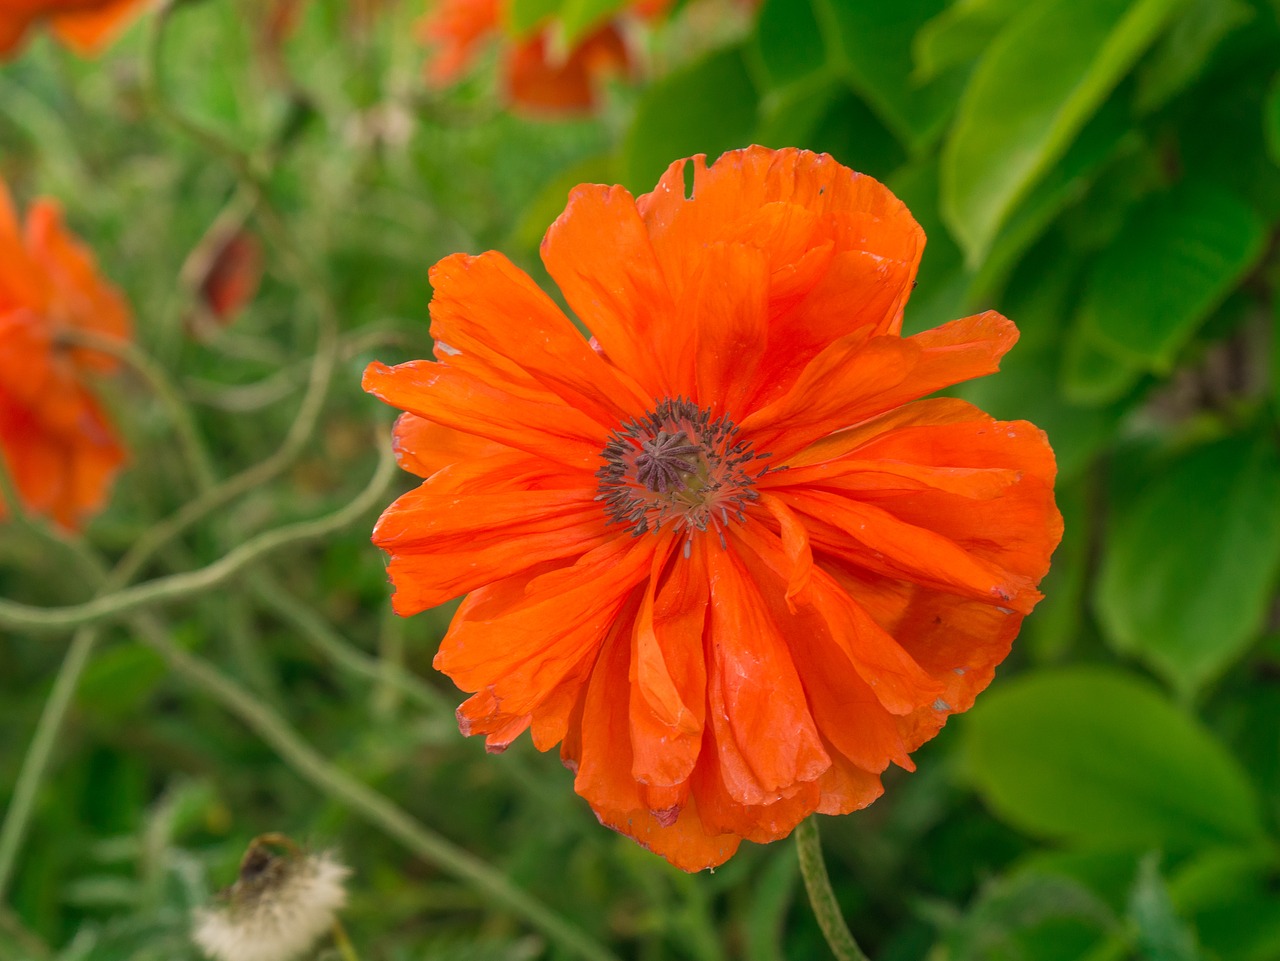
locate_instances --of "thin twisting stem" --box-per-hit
[0,628,99,901]
[131,617,620,961]
[795,818,871,961]
[0,440,395,633]
[249,575,453,718]
[59,328,217,492]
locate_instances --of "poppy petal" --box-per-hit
[428,251,649,425]
[629,536,708,789]
[363,360,605,471]
[704,545,829,803]
[436,536,655,718]
[541,183,676,398]
[573,619,743,871]
[742,312,1018,460]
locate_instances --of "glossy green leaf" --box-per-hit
[1081,182,1266,371]
[912,0,1022,82]
[811,0,961,150]
[1061,318,1145,407]
[970,97,1133,298]
[963,667,1267,848]
[621,46,759,192]
[1134,0,1254,113]
[748,0,827,91]
[941,0,1185,263]
[1095,432,1280,695]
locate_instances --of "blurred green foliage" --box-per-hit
[1,0,1279,959]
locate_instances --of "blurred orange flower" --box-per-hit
[0,180,132,529]
[0,0,152,59]
[417,0,641,112]
[364,146,1062,871]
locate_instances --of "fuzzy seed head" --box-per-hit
[193,847,350,961]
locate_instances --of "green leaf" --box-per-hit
[748,0,828,91]
[912,0,1022,83]
[940,871,1116,961]
[941,0,1185,263]
[1169,848,1280,961]
[621,46,759,192]
[508,0,563,34]
[970,96,1133,298]
[753,74,843,152]
[1129,854,1204,961]
[1061,313,1146,407]
[509,152,617,251]
[1080,182,1266,371]
[963,667,1267,848]
[811,0,961,151]
[1266,71,1280,165]
[1095,431,1280,695]
[557,0,628,46]
[1134,0,1254,113]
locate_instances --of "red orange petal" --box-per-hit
[427,251,649,425]
[629,536,708,789]
[540,183,677,398]
[363,360,604,471]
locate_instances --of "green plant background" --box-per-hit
[1,0,1278,958]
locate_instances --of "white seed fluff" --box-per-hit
[193,851,350,961]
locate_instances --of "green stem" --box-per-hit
[249,575,453,718]
[332,918,361,961]
[0,439,394,634]
[131,617,620,961]
[794,818,871,961]
[60,328,217,492]
[0,627,100,902]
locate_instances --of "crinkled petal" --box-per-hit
[427,251,649,425]
[541,183,676,398]
[741,312,1018,460]
[629,535,707,789]
[390,413,508,479]
[685,242,770,413]
[363,360,604,471]
[771,488,1039,612]
[436,536,655,720]
[374,479,611,614]
[572,617,742,871]
[704,544,829,803]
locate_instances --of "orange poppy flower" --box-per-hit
[417,0,635,113]
[364,146,1062,871]
[0,0,152,59]
[0,180,131,529]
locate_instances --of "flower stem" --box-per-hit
[59,328,217,493]
[794,818,871,961]
[132,615,620,961]
[332,919,362,961]
[0,627,99,902]
[0,438,395,634]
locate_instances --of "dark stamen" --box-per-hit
[634,430,700,492]
[595,398,766,552]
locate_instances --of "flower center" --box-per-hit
[595,398,770,555]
